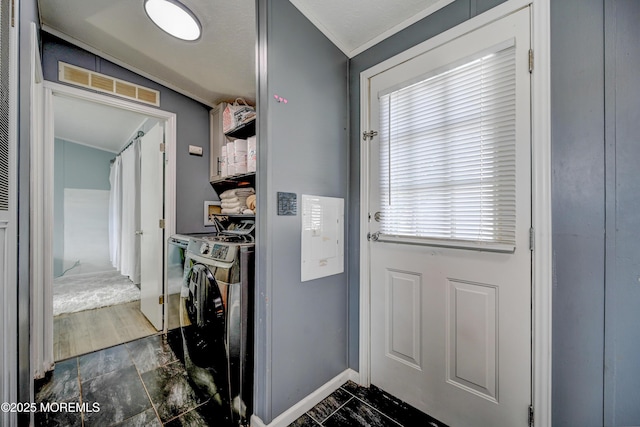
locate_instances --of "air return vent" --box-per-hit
[58,62,160,107]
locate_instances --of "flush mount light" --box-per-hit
[144,0,201,41]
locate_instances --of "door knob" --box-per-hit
[135,230,143,235]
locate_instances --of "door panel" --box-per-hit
[140,122,164,330]
[367,8,531,427]
[386,269,422,368]
[447,279,497,400]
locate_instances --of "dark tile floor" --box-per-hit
[36,331,446,427]
[34,330,231,427]
[287,381,447,427]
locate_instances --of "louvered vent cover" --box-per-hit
[0,0,10,211]
[58,62,160,107]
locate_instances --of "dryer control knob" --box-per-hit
[200,243,209,254]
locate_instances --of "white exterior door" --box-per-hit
[366,8,531,427]
[140,122,164,330]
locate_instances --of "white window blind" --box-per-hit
[379,43,516,249]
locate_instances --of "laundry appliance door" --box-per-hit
[185,263,226,347]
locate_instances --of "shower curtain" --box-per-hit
[108,140,141,284]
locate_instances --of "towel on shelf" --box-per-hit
[218,187,255,213]
[219,189,237,199]
[221,207,243,214]
[243,209,254,215]
[221,201,241,209]
[235,187,255,197]
[220,196,239,204]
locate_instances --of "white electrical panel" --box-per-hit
[301,194,344,282]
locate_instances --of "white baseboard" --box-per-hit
[251,368,359,427]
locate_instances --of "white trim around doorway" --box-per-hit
[32,81,177,375]
[358,0,551,424]
[2,0,20,424]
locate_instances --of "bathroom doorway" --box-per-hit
[33,81,177,364]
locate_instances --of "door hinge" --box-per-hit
[529,227,534,251]
[363,130,378,141]
[159,143,165,153]
[528,405,534,427]
[528,49,534,73]
[159,219,165,229]
[367,231,380,241]
[159,295,164,305]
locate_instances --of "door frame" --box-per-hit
[1,0,20,424]
[358,0,552,425]
[32,81,177,374]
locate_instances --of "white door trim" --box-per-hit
[358,0,551,424]
[2,0,20,423]
[30,22,49,379]
[33,81,177,371]
[530,0,552,424]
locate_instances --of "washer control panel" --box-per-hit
[191,240,235,263]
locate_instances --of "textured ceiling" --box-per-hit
[39,0,256,107]
[289,0,452,57]
[39,0,453,152]
[53,95,150,153]
[39,0,451,108]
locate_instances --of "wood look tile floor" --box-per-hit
[54,301,156,361]
[54,294,184,361]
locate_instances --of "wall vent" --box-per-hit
[58,62,160,107]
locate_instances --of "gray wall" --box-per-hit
[41,33,216,234]
[349,0,640,425]
[347,0,508,371]
[551,0,605,425]
[254,0,349,422]
[53,139,114,277]
[604,1,640,424]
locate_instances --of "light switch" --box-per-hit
[189,145,203,156]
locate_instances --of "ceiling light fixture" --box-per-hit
[144,0,202,41]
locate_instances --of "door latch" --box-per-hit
[367,231,380,241]
[362,130,378,141]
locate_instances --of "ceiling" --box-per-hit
[41,0,450,152]
[53,95,151,153]
[39,0,450,109]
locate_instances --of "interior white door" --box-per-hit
[140,122,164,330]
[367,8,531,427]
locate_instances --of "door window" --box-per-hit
[378,42,517,249]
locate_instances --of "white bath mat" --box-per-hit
[53,270,140,316]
